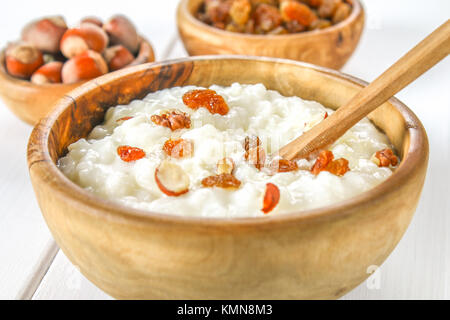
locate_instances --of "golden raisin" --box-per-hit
[318,0,340,19]
[204,0,232,24]
[280,1,317,27]
[269,158,299,173]
[332,2,351,24]
[151,110,191,131]
[182,89,229,115]
[230,0,252,25]
[254,3,282,32]
[202,173,241,189]
[117,145,146,162]
[163,139,194,159]
[374,149,398,167]
[311,150,334,175]
[262,182,280,214]
[325,158,349,176]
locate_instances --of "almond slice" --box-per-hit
[155,161,190,197]
[217,157,235,175]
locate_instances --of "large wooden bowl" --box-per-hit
[0,37,155,125]
[177,0,365,69]
[27,56,428,299]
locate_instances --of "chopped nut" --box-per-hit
[155,160,190,196]
[202,173,241,189]
[151,110,191,131]
[311,150,350,176]
[372,148,399,167]
[262,182,280,214]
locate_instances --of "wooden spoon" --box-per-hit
[278,20,450,161]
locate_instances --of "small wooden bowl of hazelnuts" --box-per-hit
[0,15,155,125]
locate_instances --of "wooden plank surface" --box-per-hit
[0,0,448,300]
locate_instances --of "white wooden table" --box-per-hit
[0,0,449,300]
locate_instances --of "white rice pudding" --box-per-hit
[58,83,396,218]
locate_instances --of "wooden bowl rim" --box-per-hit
[0,35,154,89]
[177,0,363,40]
[28,55,428,228]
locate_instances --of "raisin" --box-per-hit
[117,145,146,162]
[280,1,317,27]
[202,173,241,189]
[308,0,323,7]
[254,3,282,32]
[262,182,280,214]
[332,2,351,24]
[311,150,334,175]
[151,110,191,131]
[163,138,194,159]
[182,89,229,115]
[318,0,340,19]
[230,0,252,26]
[325,158,349,176]
[204,0,232,24]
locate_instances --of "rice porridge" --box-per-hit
[58,83,399,217]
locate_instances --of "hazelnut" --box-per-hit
[60,23,109,59]
[5,42,44,79]
[80,16,103,28]
[103,45,134,71]
[31,61,63,84]
[61,50,108,84]
[21,16,67,53]
[103,15,139,53]
[155,161,190,197]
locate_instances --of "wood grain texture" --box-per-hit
[27,56,428,299]
[279,19,450,160]
[0,37,155,126]
[177,0,364,69]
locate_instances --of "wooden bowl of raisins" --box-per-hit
[177,0,364,69]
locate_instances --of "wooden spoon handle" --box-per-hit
[279,20,450,161]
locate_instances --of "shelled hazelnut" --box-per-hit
[5,42,44,79]
[21,16,67,53]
